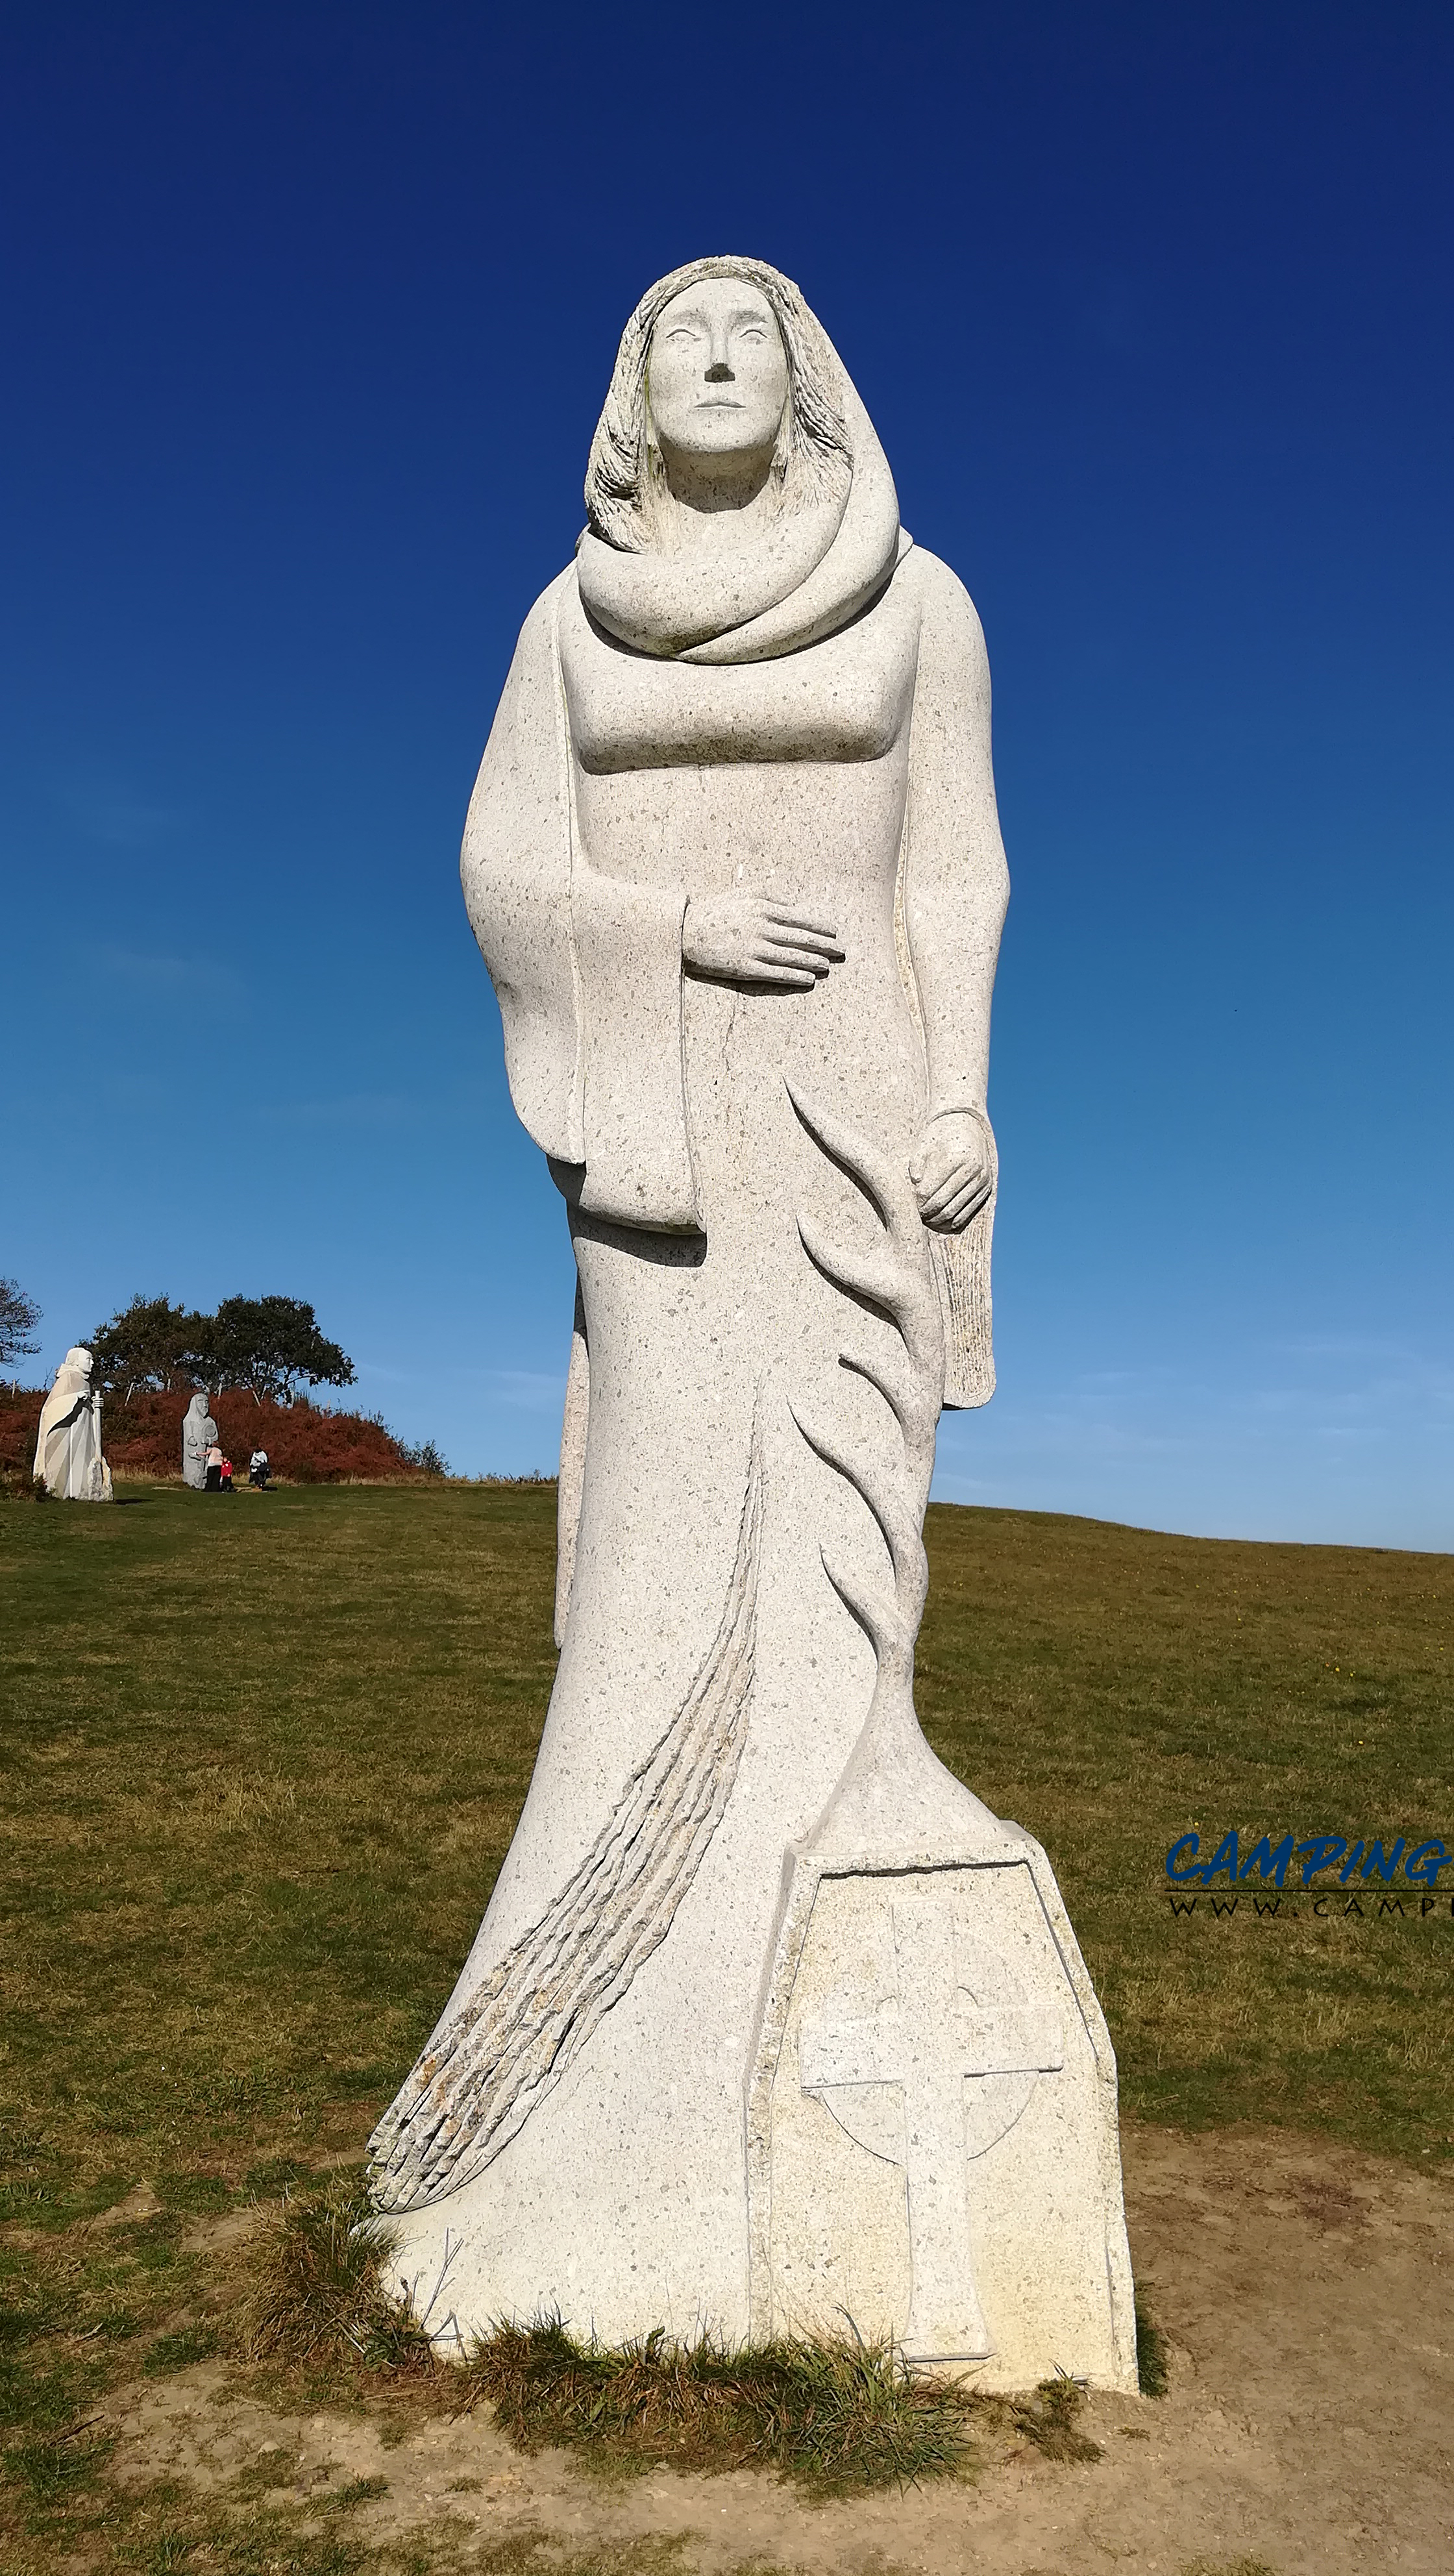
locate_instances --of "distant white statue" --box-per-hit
[34,1348,112,1500]
[181,1391,218,1490]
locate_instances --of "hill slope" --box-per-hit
[0,1480,1448,2190]
[0,1385,431,1483]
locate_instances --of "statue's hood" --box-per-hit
[575,262,907,666]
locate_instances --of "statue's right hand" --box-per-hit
[682,893,844,991]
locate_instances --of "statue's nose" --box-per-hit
[704,359,734,383]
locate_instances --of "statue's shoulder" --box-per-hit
[897,545,985,634]
[514,563,579,650]
[541,560,581,615]
[491,569,581,721]
[896,547,990,689]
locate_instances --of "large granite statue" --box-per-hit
[181,1392,218,1491]
[34,1347,111,1500]
[371,258,1135,2390]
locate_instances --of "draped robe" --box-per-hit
[371,478,1011,2347]
[182,1395,218,1491]
[33,1355,106,1500]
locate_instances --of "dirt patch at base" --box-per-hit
[103,2122,1454,2575]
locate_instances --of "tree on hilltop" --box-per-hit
[90,1291,356,1408]
[0,1278,42,1378]
[207,1295,356,1407]
[90,1294,214,1400]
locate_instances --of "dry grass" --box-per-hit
[462,2314,984,2493]
[1176,2561,1281,2576]
[238,2180,1102,2492]
[916,1500,1454,2151]
[1,1478,1450,2571]
[241,2177,437,2375]
[1,1479,1449,2228]
[0,1481,554,2231]
[1133,2290,1170,2398]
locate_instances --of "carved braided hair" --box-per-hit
[585,255,853,552]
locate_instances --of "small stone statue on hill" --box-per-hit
[181,1391,217,1491]
[33,1347,111,1500]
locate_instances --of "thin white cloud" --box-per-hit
[59,783,182,847]
[462,1367,567,1413]
[933,1326,1454,1546]
[92,945,245,1002]
[261,1093,413,1129]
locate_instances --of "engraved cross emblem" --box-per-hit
[798,1890,1063,2359]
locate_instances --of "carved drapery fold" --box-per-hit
[369,1411,765,2214]
[573,864,698,1232]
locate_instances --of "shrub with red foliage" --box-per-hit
[0,1388,43,1490]
[0,1386,428,1485]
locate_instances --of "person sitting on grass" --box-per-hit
[249,1447,270,1489]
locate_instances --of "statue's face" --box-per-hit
[647,280,789,471]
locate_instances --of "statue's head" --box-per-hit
[645,277,789,481]
[62,1346,92,1381]
[586,256,851,551]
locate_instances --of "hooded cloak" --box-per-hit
[463,255,994,1406]
[34,1348,107,1499]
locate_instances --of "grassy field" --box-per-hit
[1,1480,1451,2571]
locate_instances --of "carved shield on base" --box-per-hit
[745,1842,1138,2392]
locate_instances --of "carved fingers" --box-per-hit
[755,905,844,985]
[909,1109,995,1233]
[683,892,844,990]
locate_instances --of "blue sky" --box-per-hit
[3,2,1450,1544]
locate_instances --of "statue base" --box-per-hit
[377,1692,1137,2394]
[746,1824,1137,2391]
[741,1682,1137,2393]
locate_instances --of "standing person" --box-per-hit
[218,1454,234,1492]
[204,1442,224,1494]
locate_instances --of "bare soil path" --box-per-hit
[105,2122,1454,2575]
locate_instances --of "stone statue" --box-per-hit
[33,1347,111,1500]
[181,1392,217,1490]
[371,258,1135,2390]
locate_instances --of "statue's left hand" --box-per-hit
[909,1110,994,1233]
